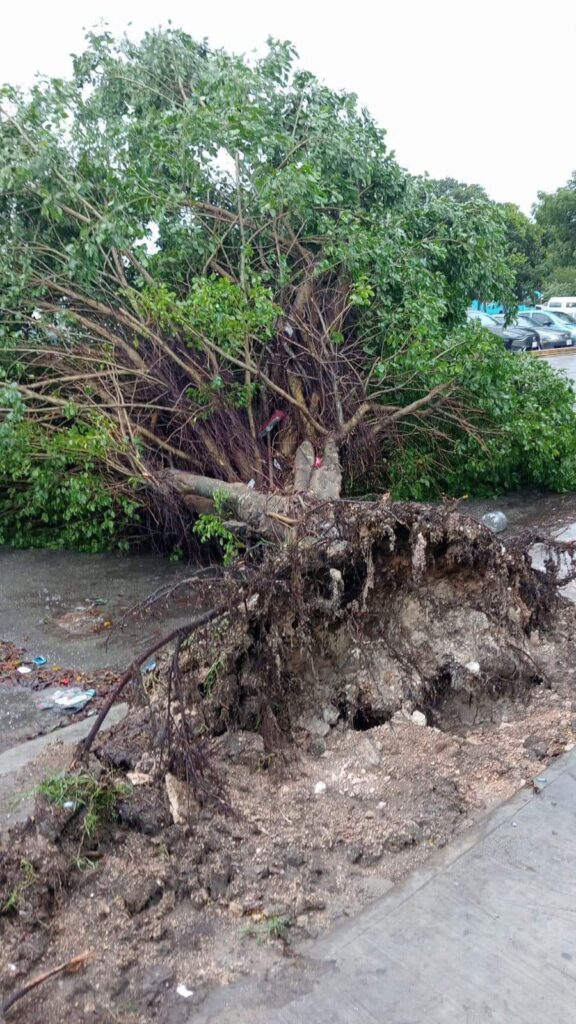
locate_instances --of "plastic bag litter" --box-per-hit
[39,687,96,711]
[481,511,508,534]
[54,687,95,710]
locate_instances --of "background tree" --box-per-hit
[498,202,543,304]
[534,173,576,298]
[421,180,544,304]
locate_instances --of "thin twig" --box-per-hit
[76,609,222,758]
[1,951,93,1017]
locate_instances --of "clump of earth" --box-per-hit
[2,501,576,1022]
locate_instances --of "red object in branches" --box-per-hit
[257,410,286,439]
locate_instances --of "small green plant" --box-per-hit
[0,859,36,914]
[193,494,244,565]
[73,855,99,871]
[36,771,130,845]
[244,913,292,944]
[201,654,225,698]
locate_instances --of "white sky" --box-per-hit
[2,0,575,213]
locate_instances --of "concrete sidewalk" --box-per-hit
[196,748,576,1023]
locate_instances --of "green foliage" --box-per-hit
[541,266,576,301]
[535,173,576,267]
[244,913,292,943]
[201,654,225,698]
[0,27,574,555]
[0,859,36,915]
[36,771,131,844]
[534,174,576,301]
[0,387,139,551]
[498,202,543,303]
[135,277,279,358]
[192,487,244,564]
[422,181,543,305]
[193,511,243,565]
[385,326,576,499]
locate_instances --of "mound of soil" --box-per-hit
[2,502,576,1021]
[1,683,575,1023]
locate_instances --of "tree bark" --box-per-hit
[164,469,297,541]
[165,437,345,542]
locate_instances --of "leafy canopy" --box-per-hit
[0,30,573,550]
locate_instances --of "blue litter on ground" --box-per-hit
[32,656,47,666]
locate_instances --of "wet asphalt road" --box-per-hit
[0,547,193,671]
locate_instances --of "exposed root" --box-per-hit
[75,502,576,794]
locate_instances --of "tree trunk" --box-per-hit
[165,437,344,542]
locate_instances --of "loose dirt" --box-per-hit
[1,679,574,1024]
[2,502,576,1022]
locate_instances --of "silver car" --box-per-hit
[519,310,576,347]
[494,314,572,350]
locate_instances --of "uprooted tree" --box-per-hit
[80,499,576,802]
[1,29,576,796]
[4,28,576,552]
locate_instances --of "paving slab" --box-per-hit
[194,748,576,1024]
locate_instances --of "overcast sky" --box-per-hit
[2,0,575,213]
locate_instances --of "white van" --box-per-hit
[545,296,576,313]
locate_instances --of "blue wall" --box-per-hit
[470,300,534,315]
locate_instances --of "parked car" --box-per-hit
[516,309,576,346]
[493,314,571,350]
[467,309,540,352]
[544,309,576,327]
[545,296,576,314]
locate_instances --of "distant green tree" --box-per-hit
[422,180,544,304]
[541,266,576,300]
[534,173,576,299]
[535,173,576,266]
[498,203,543,303]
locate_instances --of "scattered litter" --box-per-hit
[176,984,194,999]
[63,801,77,811]
[314,781,327,796]
[91,598,107,606]
[411,710,427,727]
[481,511,508,534]
[32,656,47,666]
[247,479,256,489]
[52,687,95,711]
[103,620,113,629]
[144,660,157,673]
[465,661,480,675]
[16,665,32,674]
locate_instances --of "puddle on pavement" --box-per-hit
[0,547,195,672]
[0,547,198,752]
